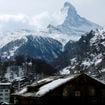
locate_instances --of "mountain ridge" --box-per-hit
[0,2,101,63]
[58,28,105,80]
[48,2,100,37]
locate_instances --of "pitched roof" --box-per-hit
[13,73,105,98]
[35,75,75,97]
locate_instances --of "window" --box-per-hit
[5,89,9,92]
[0,97,3,100]
[63,88,68,96]
[75,91,81,96]
[0,94,3,96]
[5,98,9,100]
[88,87,96,96]
[0,89,3,92]
[5,93,9,96]
[63,85,71,96]
[101,89,105,97]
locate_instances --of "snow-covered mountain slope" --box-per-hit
[42,30,80,46]
[48,2,100,39]
[0,31,62,62]
[0,2,101,64]
[55,28,105,79]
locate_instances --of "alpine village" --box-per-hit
[0,1,105,105]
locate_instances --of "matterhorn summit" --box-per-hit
[48,2,100,36]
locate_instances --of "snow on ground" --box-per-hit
[95,59,102,66]
[5,66,24,82]
[9,46,19,57]
[82,60,91,67]
[101,42,105,47]
[101,69,105,72]
[60,66,70,75]
[90,28,105,46]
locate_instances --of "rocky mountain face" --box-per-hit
[0,33,62,62]
[56,28,105,79]
[48,2,100,36]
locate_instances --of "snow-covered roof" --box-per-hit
[13,73,105,98]
[35,73,105,97]
[19,75,76,98]
[101,69,105,72]
[14,77,25,81]
[18,87,27,95]
[31,76,57,86]
[35,75,75,97]
[21,92,36,97]
[0,83,11,85]
[12,87,27,96]
[90,75,105,85]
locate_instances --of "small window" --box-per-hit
[0,94,3,96]
[101,89,105,97]
[63,85,71,96]
[0,89,3,92]
[5,89,9,92]
[5,98,9,100]
[0,97,3,100]
[5,93,9,96]
[88,87,96,96]
[63,88,68,96]
[75,91,81,96]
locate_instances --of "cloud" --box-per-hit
[0,10,65,32]
[0,14,32,31]
[31,12,55,30]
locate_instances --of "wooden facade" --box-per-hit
[12,73,105,104]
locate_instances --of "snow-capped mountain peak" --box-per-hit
[64,1,74,8]
[62,2,77,18]
[48,2,100,37]
[0,2,102,64]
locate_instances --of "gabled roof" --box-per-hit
[35,75,76,97]
[13,73,105,98]
[35,73,105,97]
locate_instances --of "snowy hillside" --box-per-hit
[0,30,62,62]
[56,28,105,79]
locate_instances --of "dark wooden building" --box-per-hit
[11,73,105,104]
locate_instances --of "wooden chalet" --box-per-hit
[11,73,105,104]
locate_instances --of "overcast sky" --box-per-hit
[0,0,104,31]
